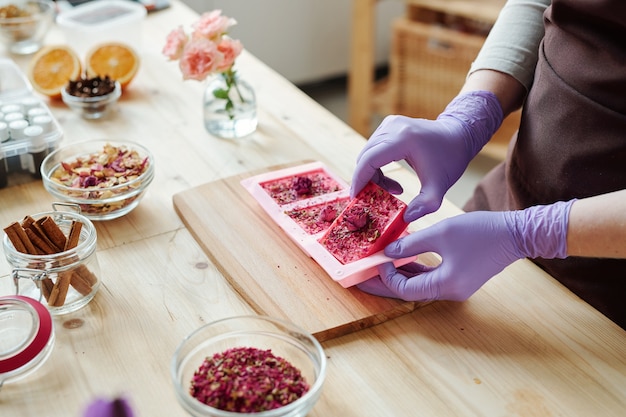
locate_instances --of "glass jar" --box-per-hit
[203,72,257,139]
[2,206,101,315]
[0,295,54,388]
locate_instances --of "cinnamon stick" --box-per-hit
[5,216,98,308]
[70,270,93,296]
[40,277,54,301]
[3,222,39,254]
[25,228,57,255]
[64,220,82,251]
[69,263,98,295]
[65,221,96,296]
[21,215,36,230]
[37,216,67,251]
[25,221,61,253]
[48,272,72,307]
[75,264,98,286]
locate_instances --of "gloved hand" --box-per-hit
[351,90,504,222]
[358,200,575,302]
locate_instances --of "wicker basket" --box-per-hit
[375,17,521,160]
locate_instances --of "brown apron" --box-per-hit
[464,0,626,329]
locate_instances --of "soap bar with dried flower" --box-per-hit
[318,181,408,264]
[285,197,349,235]
[260,169,344,206]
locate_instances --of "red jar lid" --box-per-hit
[0,295,54,379]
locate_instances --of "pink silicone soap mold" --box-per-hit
[241,161,415,288]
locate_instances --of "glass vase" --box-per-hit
[203,72,257,139]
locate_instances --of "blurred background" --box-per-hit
[181,0,510,208]
[181,0,404,84]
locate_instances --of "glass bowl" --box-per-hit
[0,0,54,55]
[40,139,154,221]
[171,315,327,417]
[61,80,121,120]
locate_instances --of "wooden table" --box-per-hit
[1,2,625,416]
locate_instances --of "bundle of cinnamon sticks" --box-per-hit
[3,215,98,307]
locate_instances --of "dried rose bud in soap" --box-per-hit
[286,198,349,235]
[261,169,343,205]
[344,207,369,231]
[190,346,310,413]
[292,176,313,196]
[319,204,339,223]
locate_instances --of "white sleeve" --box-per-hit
[469,0,551,91]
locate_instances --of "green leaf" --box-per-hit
[213,89,229,99]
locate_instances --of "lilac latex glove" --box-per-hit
[351,90,503,222]
[358,200,575,302]
[83,397,134,417]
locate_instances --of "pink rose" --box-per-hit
[162,26,188,60]
[192,10,236,40]
[178,38,224,81]
[163,10,244,82]
[216,38,243,72]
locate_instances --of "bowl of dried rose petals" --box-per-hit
[40,139,154,221]
[171,315,327,417]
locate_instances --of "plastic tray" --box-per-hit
[56,0,146,57]
[241,161,415,288]
[0,59,63,188]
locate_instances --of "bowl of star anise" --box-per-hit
[61,75,121,120]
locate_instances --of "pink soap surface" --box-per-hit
[285,197,350,235]
[318,182,408,264]
[259,169,344,205]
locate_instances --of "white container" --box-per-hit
[55,0,146,57]
[0,59,63,188]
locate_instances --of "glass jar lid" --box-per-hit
[0,295,54,384]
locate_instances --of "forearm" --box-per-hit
[567,190,626,258]
[460,69,526,117]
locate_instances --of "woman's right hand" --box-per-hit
[350,90,504,223]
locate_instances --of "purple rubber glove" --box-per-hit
[83,397,134,417]
[351,90,503,222]
[358,200,575,302]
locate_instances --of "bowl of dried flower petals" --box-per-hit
[171,315,327,417]
[0,0,54,55]
[40,139,154,221]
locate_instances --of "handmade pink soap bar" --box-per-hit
[285,197,349,235]
[318,182,408,264]
[260,169,343,206]
[241,162,415,288]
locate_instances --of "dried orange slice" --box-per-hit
[27,45,82,99]
[85,42,140,89]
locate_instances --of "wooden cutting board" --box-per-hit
[173,162,430,342]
